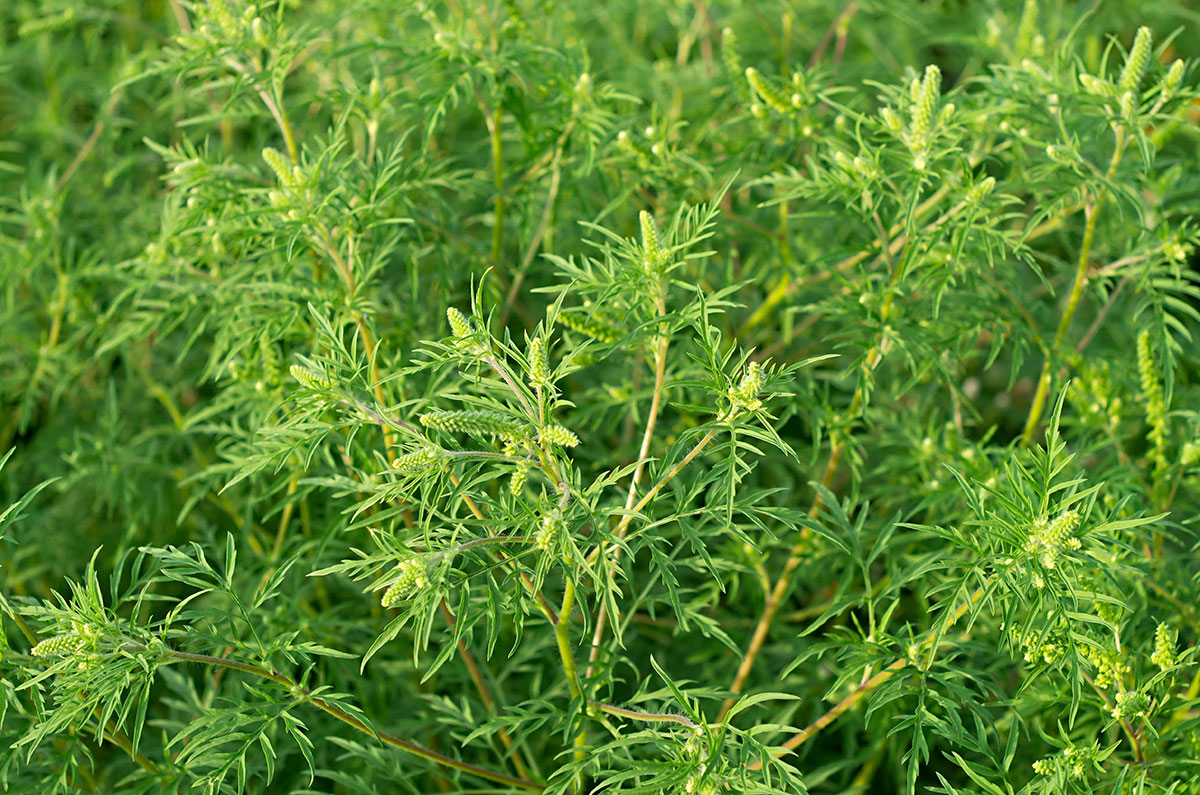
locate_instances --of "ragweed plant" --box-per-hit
[3,1,1200,793]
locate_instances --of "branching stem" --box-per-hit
[1021,125,1127,446]
[168,650,543,791]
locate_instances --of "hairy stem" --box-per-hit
[593,702,699,729]
[555,578,588,791]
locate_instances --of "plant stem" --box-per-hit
[488,101,506,270]
[593,702,699,729]
[739,184,952,338]
[585,335,670,681]
[1082,671,1144,764]
[168,650,542,791]
[555,577,588,791]
[96,715,163,778]
[750,585,987,765]
[721,215,915,719]
[449,473,559,623]
[311,223,399,463]
[1020,125,1127,446]
[584,425,722,570]
[439,601,535,780]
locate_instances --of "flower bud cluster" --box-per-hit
[1182,441,1200,469]
[446,307,472,339]
[678,728,722,794]
[29,621,154,673]
[31,633,88,658]
[1084,644,1130,689]
[17,8,78,38]
[510,460,530,495]
[965,176,996,206]
[535,508,566,551]
[1066,360,1123,431]
[1161,59,1185,99]
[381,559,427,608]
[1024,509,1081,570]
[726,361,765,415]
[721,29,743,94]
[744,68,792,115]
[178,0,269,50]
[1117,27,1152,94]
[881,65,950,171]
[1032,742,1101,781]
[1014,0,1040,58]
[1136,330,1167,477]
[538,425,580,449]
[262,148,313,219]
[1151,622,1177,670]
[445,307,489,356]
[831,150,881,210]
[1012,625,1065,666]
[392,445,446,474]
[1111,689,1150,720]
[290,363,333,391]
[558,311,622,343]
[639,211,667,276]
[528,336,550,389]
[420,409,526,439]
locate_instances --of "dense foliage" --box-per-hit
[3,0,1200,792]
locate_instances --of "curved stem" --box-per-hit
[721,220,915,719]
[1021,125,1127,446]
[592,702,698,730]
[750,585,987,765]
[585,337,669,681]
[168,650,542,791]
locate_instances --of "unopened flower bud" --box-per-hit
[1117,27,1152,94]
[381,559,427,607]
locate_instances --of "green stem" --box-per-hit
[489,102,506,269]
[583,426,722,572]
[276,98,298,162]
[592,702,698,729]
[168,650,542,791]
[585,328,670,681]
[751,584,988,765]
[720,215,915,719]
[555,578,588,791]
[1020,126,1127,446]
[556,580,581,696]
[96,716,163,778]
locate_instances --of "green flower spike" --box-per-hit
[381,559,428,608]
[420,409,525,439]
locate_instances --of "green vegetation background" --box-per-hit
[3,0,1200,793]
